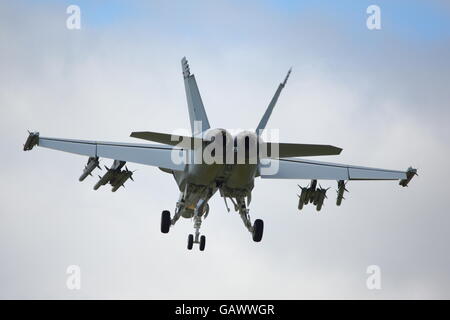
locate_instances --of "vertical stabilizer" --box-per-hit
[181,57,211,135]
[256,68,291,135]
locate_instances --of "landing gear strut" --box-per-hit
[190,201,207,251]
[235,197,264,242]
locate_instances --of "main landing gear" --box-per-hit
[233,197,264,243]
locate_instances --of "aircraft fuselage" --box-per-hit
[172,131,258,219]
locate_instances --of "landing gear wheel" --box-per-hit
[252,219,264,242]
[199,235,206,251]
[161,210,171,234]
[187,234,194,250]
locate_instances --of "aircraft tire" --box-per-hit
[252,219,264,242]
[199,235,206,251]
[187,234,194,250]
[161,210,171,233]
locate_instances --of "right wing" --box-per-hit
[24,132,186,171]
[259,157,416,185]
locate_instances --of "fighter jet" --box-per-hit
[23,57,417,251]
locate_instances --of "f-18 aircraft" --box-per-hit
[23,57,417,251]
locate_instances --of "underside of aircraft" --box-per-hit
[23,57,417,251]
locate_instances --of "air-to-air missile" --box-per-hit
[79,157,101,182]
[23,131,39,151]
[399,167,418,187]
[336,180,349,206]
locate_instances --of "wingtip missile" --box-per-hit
[399,167,418,187]
[23,131,39,151]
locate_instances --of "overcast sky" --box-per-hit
[1,0,450,299]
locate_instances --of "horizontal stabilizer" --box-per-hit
[264,142,342,158]
[130,131,203,149]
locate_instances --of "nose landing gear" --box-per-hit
[187,233,206,251]
[160,209,207,251]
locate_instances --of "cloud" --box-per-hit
[1,0,449,299]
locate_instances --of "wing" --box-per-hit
[259,157,416,185]
[24,132,185,171]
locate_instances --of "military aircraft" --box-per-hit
[23,57,417,251]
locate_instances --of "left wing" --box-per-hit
[259,157,417,186]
